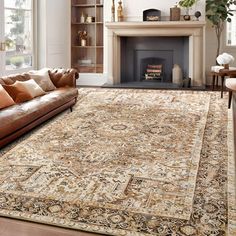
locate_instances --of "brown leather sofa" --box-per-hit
[0,69,79,148]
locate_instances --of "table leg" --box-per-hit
[228,90,232,109]
[221,76,225,98]
[212,74,215,90]
[216,76,219,88]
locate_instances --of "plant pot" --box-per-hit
[224,64,229,69]
[183,14,191,21]
[81,39,87,47]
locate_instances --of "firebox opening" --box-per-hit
[121,37,189,85]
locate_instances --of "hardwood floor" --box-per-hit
[0,217,101,236]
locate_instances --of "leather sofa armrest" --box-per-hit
[48,68,79,88]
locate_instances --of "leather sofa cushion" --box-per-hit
[0,78,5,85]
[48,69,78,88]
[0,85,15,109]
[0,88,78,140]
[0,73,31,85]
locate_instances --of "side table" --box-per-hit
[211,66,236,98]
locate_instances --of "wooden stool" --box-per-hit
[225,78,236,109]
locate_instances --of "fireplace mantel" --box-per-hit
[106,21,206,86]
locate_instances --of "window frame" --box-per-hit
[225,4,236,48]
[0,0,36,76]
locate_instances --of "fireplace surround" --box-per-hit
[106,21,206,87]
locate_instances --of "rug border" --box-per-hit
[227,108,236,236]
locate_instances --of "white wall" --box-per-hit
[37,0,70,69]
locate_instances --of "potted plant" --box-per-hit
[78,30,88,47]
[206,0,236,60]
[179,0,198,20]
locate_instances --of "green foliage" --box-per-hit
[206,0,234,25]
[179,0,198,8]
[10,56,24,67]
[206,0,236,58]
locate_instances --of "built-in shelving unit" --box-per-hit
[71,0,103,73]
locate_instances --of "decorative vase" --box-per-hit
[170,5,181,21]
[172,64,183,86]
[183,14,191,21]
[81,39,87,47]
[80,12,85,23]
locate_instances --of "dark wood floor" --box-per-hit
[0,217,101,236]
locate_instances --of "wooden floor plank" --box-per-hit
[0,217,101,236]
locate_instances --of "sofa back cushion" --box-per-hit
[0,73,31,85]
[0,78,5,85]
[28,69,56,91]
[48,69,78,88]
[0,85,15,109]
[3,79,46,103]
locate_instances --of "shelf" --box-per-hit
[72,4,95,8]
[72,46,103,48]
[73,64,103,73]
[71,22,103,25]
[72,4,103,7]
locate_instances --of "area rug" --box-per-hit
[0,88,229,235]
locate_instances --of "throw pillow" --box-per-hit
[3,83,33,103]
[16,79,46,98]
[28,69,56,91]
[0,84,15,109]
[3,79,46,103]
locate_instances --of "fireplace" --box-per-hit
[106,21,206,87]
[120,36,188,84]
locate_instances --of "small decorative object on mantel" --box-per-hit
[117,0,124,22]
[143,9,161,21]
[216,53,235,69]
[78,30,88,47]
[170,4,181,21]
[194,11,201,21]
[179,0,198,21]
[111,0,115,22]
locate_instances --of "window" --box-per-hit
[3,0,34,71]
[227,4,236,46]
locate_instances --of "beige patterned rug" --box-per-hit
[0,88,229,235]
